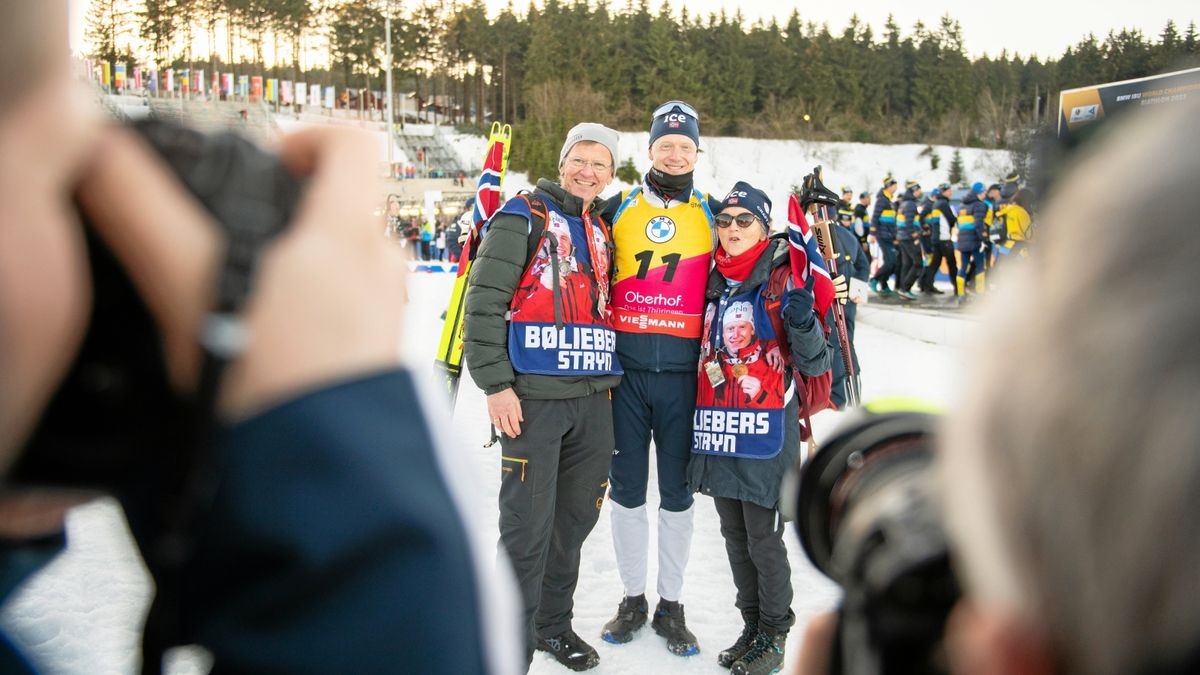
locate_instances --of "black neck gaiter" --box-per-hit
[646,167,694,202]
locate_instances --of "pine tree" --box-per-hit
[328,2,383,91]
[87,0,133,67]
[138,0,179,68]
[948,148,965,185]
[616,157,640,184]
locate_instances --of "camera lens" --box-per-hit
[795,409,939,581]
[792,405,960,675]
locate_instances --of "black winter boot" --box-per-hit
[536,628,600,671]
[652,599,699,656]
[601,594,648,644]
[718,618,759,668]
[730,628,786,675]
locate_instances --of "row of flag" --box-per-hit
[87,61,360,109]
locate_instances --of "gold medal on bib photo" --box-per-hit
[731,364,748,379]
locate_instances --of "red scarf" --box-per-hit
[714,239,769,282]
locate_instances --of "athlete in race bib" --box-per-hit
[608,187,714,339]
[600,100,721,658]
[687,183,831,674]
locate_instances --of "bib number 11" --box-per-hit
[633,250,682,282]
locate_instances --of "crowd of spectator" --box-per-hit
[840,172,1034,303]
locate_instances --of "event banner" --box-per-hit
[1058,66,1200,143]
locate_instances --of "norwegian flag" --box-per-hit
[457,135,507,277]
[786,193,835,320]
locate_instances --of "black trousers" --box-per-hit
[922,240,957,294]
[897,239,923,292]
[872,240,897,289]
[498,393,614,653]
[713,497,795,634]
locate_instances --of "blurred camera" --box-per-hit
[791,404,960,675]
[7,118,302,491]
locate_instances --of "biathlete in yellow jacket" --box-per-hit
[597,100,722,658]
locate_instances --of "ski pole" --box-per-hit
[810,205,861,408]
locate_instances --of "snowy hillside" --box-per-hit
[443,129,1014,210]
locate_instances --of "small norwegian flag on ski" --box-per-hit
[458,123,510,276]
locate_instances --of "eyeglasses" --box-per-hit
[652,100,700,120]
[715,213,760,229]
[564,157,612,174]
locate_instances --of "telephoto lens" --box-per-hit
[789,401,960,675]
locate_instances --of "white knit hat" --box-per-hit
[559,122,619,170]
[723,301,753,327]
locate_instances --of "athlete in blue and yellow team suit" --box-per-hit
[956,181,990,296]
[598,100,722,657]
[895,180,924,300]
[919,182,957,295]
[868,176,899,296]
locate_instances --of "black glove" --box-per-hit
[784,286,816,329]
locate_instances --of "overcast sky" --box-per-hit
[69,0,1198,61]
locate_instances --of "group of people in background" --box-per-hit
[384,194,465,262]
[841,171,1035,303]
[463,100,857,675]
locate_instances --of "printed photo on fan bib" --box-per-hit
[504,198,622,377]
[692,291,787,459]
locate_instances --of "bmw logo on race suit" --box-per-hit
[646,216,676,244]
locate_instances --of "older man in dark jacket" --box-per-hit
[465,123,622,671]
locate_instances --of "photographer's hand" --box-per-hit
[76,126,223,394]
[219,127,407,417]
[77,126,406,420]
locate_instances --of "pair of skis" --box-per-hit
[433,121,512,409]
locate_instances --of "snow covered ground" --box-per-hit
[0,270,971,674]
